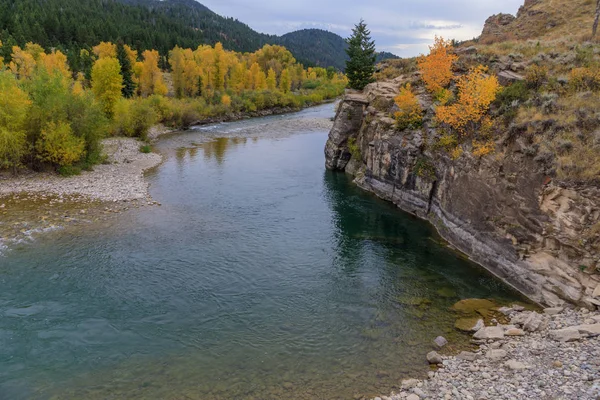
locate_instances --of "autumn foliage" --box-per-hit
[393,84,423,130]
[0,40,347,174]
[436,65,501,135]
[417,36,457,94]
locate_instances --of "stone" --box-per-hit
[406,395,420,400]
[473,326,505,340]
[498,70,525,85]
[573,324,600,337]
[523,312,548,332]
[498,307,513,315]
[544,307,564,315]
[427,351,443,364]
[486,349,508,362]
[593,284,600,298]
[553,360,563,368]
[505,359,527,370]
[511,305,525,311]
[457,351,479,362]
[402,379,419,389]
[455,318,484,332]
[549,328,581,342]
[505,328,525,336]
[433,336,448,348]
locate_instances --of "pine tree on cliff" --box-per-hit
[345,20,376,91]
[116,41,135,98]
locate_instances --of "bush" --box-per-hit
[525,64,548,90]
[394,84,423,130]
[36,121,85,167]
[569,67,600,91]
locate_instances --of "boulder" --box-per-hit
[549,328,581,342]
[427,351,443,364]
[573,324,600,337]
[498,70,525,86]
[473,326,505,340]
[593,284,600,298]
[498,307,513,315]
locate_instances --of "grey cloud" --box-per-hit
[199,0,524,57]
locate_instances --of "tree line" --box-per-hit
[0,40,347,175]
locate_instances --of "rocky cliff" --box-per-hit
[325,81,600,308]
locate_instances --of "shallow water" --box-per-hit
[0,104,528,399]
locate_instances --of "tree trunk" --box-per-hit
[593,0,600,37]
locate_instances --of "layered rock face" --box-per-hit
[325,83,600,308]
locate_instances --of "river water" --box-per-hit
[0,103,527,399]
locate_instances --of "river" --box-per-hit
[0,103,528,399]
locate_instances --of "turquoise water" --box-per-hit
[0,104,526,399]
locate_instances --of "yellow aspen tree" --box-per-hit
[255,70,267,90]
[132,61,143,96]
[9,46,37,80]
[39,50,71,80]
[182,48,200,96]
[417,36,458,94]
[72,72,86,96]
[124,44,138,66]
[0,71,31,172]
[279,68,292,93]
[436,65,500,135]
[212,42,226,92]
[169,46,186,97]
[266,68,277,90]
[228,61,246,94]
[0,40,4,67]
[93,42,117,59]
[140,50,167,97]
[91,57,123,116]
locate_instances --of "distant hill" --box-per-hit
[0,0,397,71]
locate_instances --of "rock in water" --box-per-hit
[455,317,484,332]
[433,336,448,348]
[427,351,443,364]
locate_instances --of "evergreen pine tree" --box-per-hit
[345,19,376,90]
[116,41,135,98]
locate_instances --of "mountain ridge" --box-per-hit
[0,0,398,71]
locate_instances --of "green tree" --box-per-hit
[117,41,136,98]
[345,19,376,90]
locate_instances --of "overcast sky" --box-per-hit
[198,0,524,57]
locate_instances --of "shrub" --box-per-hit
[569,67,600,91]
[347,137,361,160]
[36,121,85,167]
[472,139,495,157]
[139,144,152,153]
[525,64,548,90]
[393,84,423,130]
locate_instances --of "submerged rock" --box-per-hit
[451,299,497,314]
[433,336,448,348]
[454,317,484,332]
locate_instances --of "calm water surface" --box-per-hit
[0,104,527,399]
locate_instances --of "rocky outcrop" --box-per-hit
[324,85,600,308]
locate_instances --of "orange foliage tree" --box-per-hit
[436,65,500,135]
[417,36,457,94]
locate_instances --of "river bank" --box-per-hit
[374,307,600,400]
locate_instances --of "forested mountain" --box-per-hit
[0,0,398,71]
